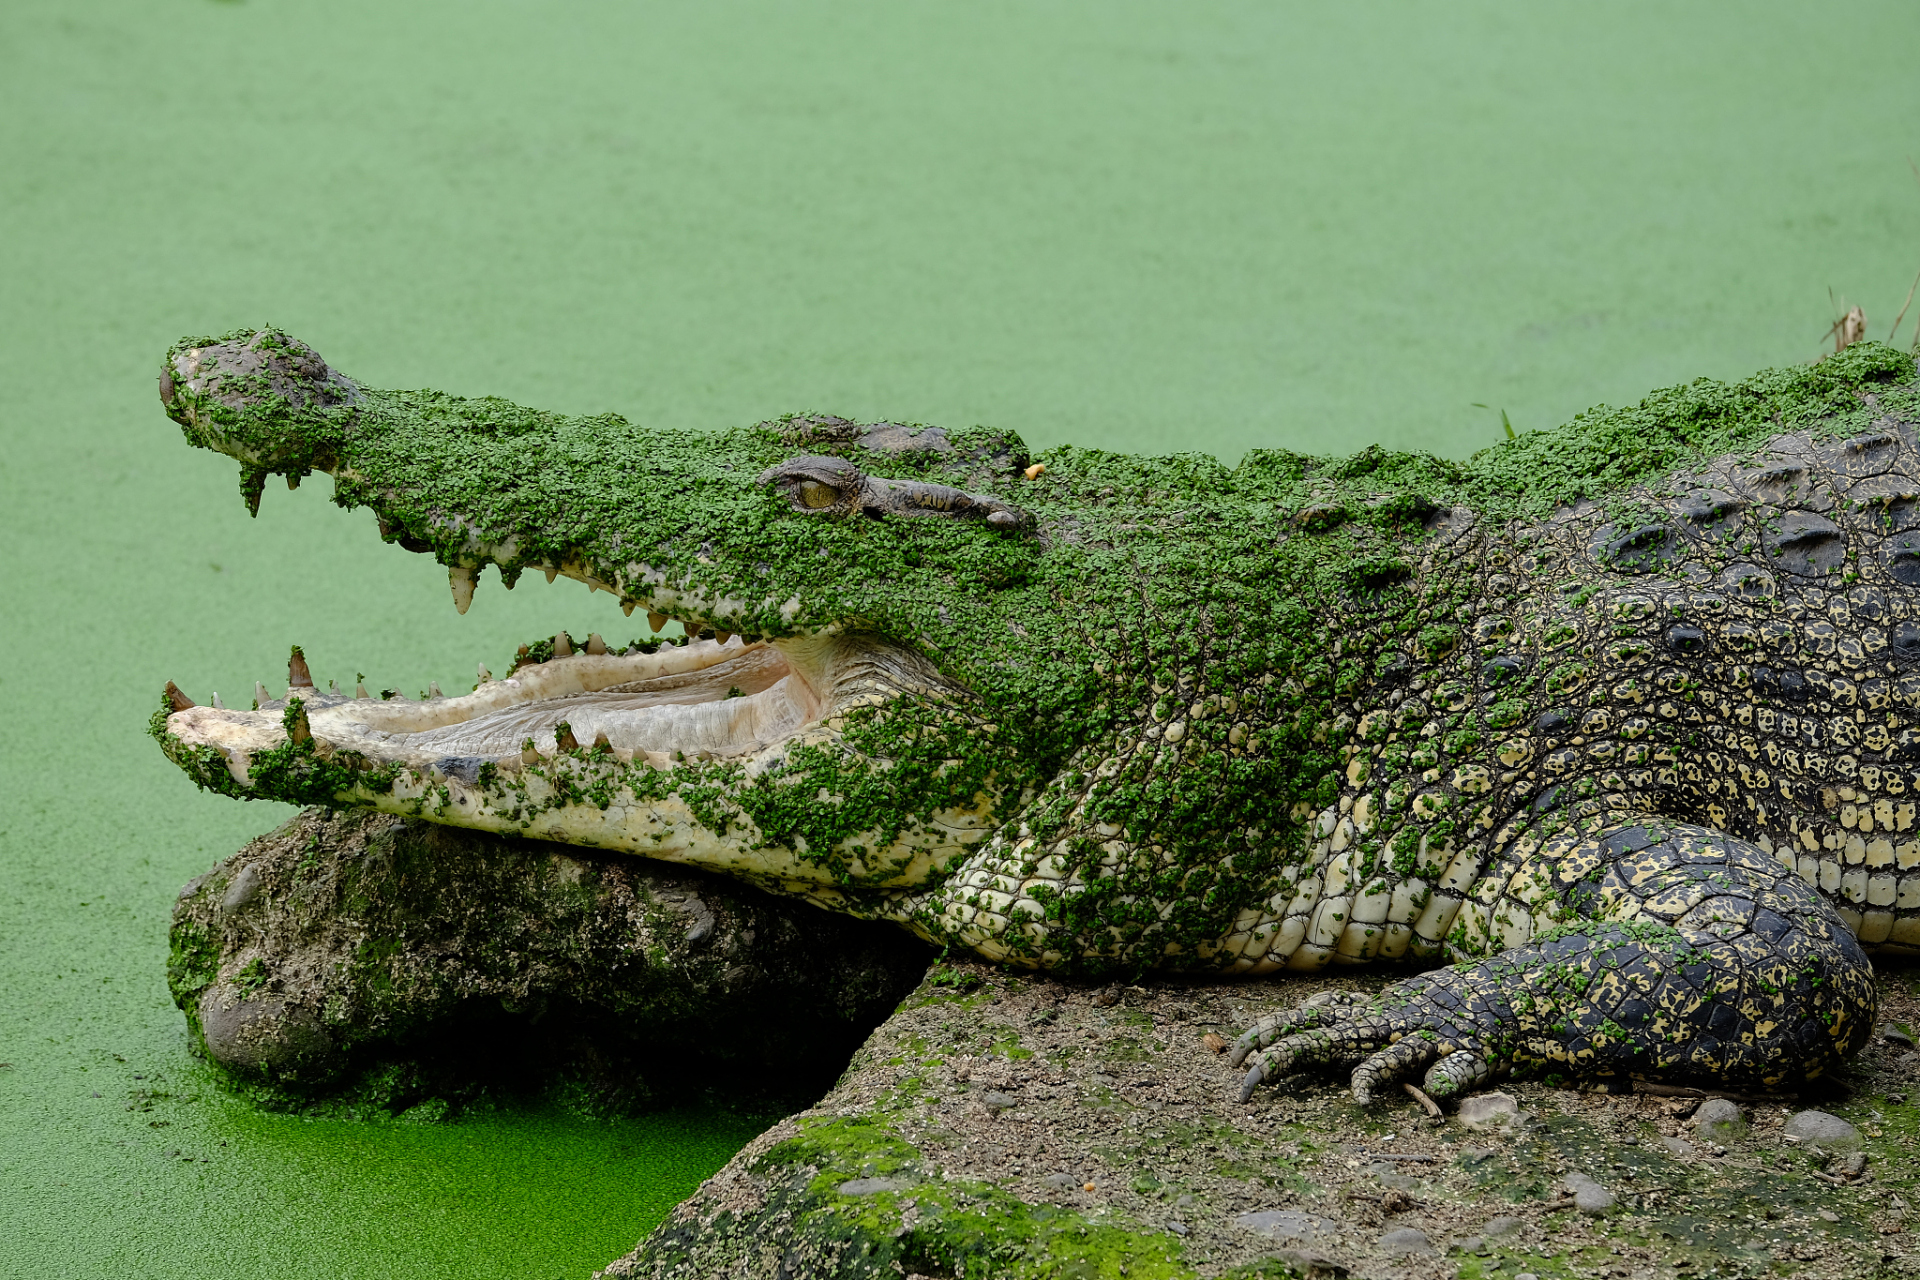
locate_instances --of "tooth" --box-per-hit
[514,645,532,671]
[450,564,475,615]
[240,467,267,518]
[520,738,542,765]
[716,630,733,644]
[287,699,312,744]
[585,633,607,655]
[210,692,225,709]
[329,680,341,695]
[287,472,301,490]
[543,565,558,584]
[429,681,444,699]
[356,682,370,699]
[477,663,492,682]
[255,681,270,707]
[552,632,573,658]
[648,611,668,632]
[592,730,612,751]
[621,601,636,617]
[288,646,314,690]
[555,722,580,751]
[165,681,196,712]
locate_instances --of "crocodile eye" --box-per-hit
[758,455,867,511]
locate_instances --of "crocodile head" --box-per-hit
[155,328,1068,900]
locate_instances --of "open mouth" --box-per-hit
[158,622,1001,890]
[165,629,911,784]
[153,328,1025,893]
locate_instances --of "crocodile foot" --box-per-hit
[1229,820,1879,1105]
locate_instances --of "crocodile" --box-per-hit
[153,327,1920,1106]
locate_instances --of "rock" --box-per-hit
[1691,1097,1746,1142]
[1041,1173,1080,1189]
[1842,1152,1868,1176]
[219,862,263,913]
[1564,1173,1616,1215]
[1883,1025,1915,1049]
[837,1177,912,1196]
[195,984,332,1074]
[1456,1236,1485,1255]
[1661,1134,1699,1159]
[1165,1220,1188,1236]
[1457,1091,1521,1128]
[980,1090,1018,1112]
[1378,1226,1431,1254]
[170,808,931,1111]
[1515,1273,1539,1280]
[1783,1110,1864,1153]
[1482,1215,1524,1238]
[1232,1210,1339,1242]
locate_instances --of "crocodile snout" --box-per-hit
[160,328,358,469]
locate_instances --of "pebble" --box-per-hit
[1041,1173,1080,1189]
[980,1091,1017,1112]
[1691,1097,1746,1143]
[1883,1025,1916,1049]
[1165,1220,1188,1236]
[1232,1210,1339,1241]
[1457,1092,1522,1129]
[1661,1135,1699,1159]
[1564,1173,1617,1215]
[1369,1162,1419,1190]
[1783,1110,1864,1154]
[1378,1226,1432,1254]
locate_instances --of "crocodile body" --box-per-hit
[154,329,1920,1100]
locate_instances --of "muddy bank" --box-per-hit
[605,958,1920,1279]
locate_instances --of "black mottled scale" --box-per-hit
[1234,821,1875,1096]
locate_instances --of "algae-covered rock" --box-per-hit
[601,958,1920,1279]
[170,808,931,1113]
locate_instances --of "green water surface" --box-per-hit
[2,2,1918,1276]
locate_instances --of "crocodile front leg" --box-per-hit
[1229,819,1876,1102]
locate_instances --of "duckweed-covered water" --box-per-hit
[2,2,1917,1276]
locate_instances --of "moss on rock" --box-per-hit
[170,808,933,1115]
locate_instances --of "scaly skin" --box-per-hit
[154,328,1920,1100]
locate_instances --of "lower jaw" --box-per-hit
[159,630,1005,892]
